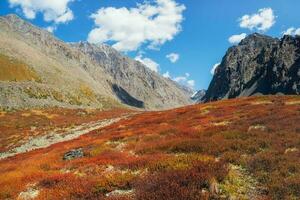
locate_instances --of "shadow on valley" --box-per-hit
[112,84,144,108]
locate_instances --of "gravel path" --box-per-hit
[0,114,131,160]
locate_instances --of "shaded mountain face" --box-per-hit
[0,14,192,110]
[191,89,206,102]
[111,84,144,108]
[203,33,300,102]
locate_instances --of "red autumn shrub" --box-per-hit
[134,161,228,200]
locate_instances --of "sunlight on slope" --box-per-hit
[0,54,41,82]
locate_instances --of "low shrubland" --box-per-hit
[0,96,299,199]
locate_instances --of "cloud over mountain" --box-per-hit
[228,33,247,44]
[210,62,220,75]
[283,27,300,36]
[87,0,185,52]
[239,8,275,32]
[135,54,159,72]
[8,0,74,24]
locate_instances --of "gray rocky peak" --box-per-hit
[203,33,300,102]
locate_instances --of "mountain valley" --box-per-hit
[0,10,300,200]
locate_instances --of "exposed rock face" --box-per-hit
[0,14,192,110]
[0,14,118,110]
[191,89,206,102]
[203,33,300,102]
[71,42,193,110]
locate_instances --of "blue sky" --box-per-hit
[1,0,300,91]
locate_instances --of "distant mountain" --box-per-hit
[0,14,192,110]
[203,33,300,102]
[71,42,193,110]
[191,89,206,102]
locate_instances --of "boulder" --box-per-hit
[63,148,84,161]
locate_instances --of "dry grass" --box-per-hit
[30,110,58,119]
[0,54,40,82]
[0,111,6,118]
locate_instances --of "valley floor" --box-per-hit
[0,96,300,200]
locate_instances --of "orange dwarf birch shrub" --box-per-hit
[0,96,299,199]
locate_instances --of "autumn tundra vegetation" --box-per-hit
[0,96,300,200]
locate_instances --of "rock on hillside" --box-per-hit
[0,14,192,110]
[203,33,300,102]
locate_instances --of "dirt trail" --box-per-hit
[0,114,132,160]
[220,164,261,199]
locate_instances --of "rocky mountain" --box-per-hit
[71,42,193,109]
[0,14,192,110]
[203,33,300,102]
[191,89,206,102]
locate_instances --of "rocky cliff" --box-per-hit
[0,14,192,110]
[203,33,300,102]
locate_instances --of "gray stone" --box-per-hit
[63,148,84,161]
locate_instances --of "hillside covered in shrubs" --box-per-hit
[0,96,300,200]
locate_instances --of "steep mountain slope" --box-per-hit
[203,33,300,102]
[0,96,299,199]
[0,14,119,110]
[191,89,206,102]
[71,42,193,109]
[0,14,192,110]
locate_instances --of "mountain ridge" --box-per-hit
[71,41,193,109]
[202,33,300,102]
[0,14,192,110]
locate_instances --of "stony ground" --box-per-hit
[0,108,134,154]
[0,114,132,160]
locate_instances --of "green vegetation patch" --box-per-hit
[220,164,259,200]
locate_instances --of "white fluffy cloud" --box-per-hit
[8,0,74,24]
[172,73,195,89]
[228,33,247,44]
[88,0,186,52]
[210,62,220,75]
[166,53,179,63]
[283,27,300,36]
[187,80,195,88]
[239,8,275,32]
[163,71,171,78]
[135,55,159,72]
[45,26,57,33]
[163,71,195,89]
